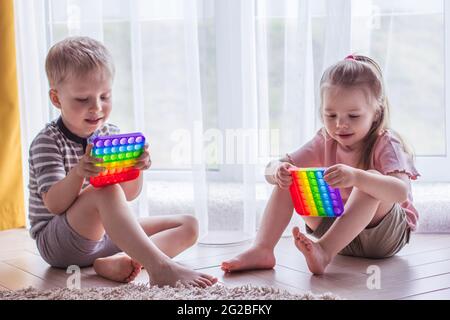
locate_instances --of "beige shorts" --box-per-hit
[305,203,411,259]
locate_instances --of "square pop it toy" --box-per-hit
[89,132,146,188]
[289,168,345,217]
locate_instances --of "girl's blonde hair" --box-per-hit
[319,54,413,169]
[45,36,115,87]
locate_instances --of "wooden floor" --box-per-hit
[0,228,449,300]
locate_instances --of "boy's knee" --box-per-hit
[95,184,125,200]
[180,214,199,243]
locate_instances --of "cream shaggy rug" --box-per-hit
[0,283,340,300]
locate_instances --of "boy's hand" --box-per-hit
[134,143,151,171]
[75,144,105,178]
[275,162,295,189]
[323,164,357,188]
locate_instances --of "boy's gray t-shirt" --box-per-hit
[28,117,120,239]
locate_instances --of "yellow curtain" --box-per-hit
[0,0,25,230]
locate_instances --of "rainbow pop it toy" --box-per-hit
[89,132,146,188]
[289,168,344,217]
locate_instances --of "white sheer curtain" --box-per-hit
[198,0,259,244]
[14,0,50,228]
[11,0,357,244]
[14,0,447,245]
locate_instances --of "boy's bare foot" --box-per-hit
[149,262,218,288]
[93,254,142,283]
[221,246,276,273]
[292,226,331,275]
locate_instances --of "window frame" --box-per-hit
[41,0,450,183]
[413,0,450,181]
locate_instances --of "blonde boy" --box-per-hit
[29,36,216,287]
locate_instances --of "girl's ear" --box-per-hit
[372,107,381,123]
[49,89,61,109]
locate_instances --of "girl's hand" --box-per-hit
[275,162,295,189]
[134,143,151,171]
[323,164,357,188]
[75,144,105,178]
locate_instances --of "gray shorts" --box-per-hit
[36,213,121,268]
[306,203,411,259]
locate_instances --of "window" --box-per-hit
[35,0,450,181]
[47,0,218,171]
[352,0,445,157]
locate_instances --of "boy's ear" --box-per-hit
[49,89,61,109]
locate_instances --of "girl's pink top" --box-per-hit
[288,128,420,231]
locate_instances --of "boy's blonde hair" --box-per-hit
[45,36,115,87]
[319,54,413,170]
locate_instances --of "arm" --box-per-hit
[119,142,151,201]
[267,133,322,185]
[42,144,104,214]
[324,164,409,204]
[353,170,409,204]
[265,159,282,185]
[42,167,85,215]
[265,156,295,187]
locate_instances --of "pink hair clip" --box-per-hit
[345,54,356,61]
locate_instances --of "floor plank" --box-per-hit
[1,229,450,299]
[357,272,450,300]
[401,288,450,300]
[175,242,251,263]
[4,251,122,289]
[0,261,56,291]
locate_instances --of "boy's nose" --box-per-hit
[90,100,102,112]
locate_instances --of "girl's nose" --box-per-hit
[336,118,349,129]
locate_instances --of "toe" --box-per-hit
[292,226,300,239]
[297,231,306,241]
[202,274,218,284]
[133,266,141,276]
[127,272,138,282]
[221,262,231,272]
[132,259,142,269]
[199,277,212,287]
[194,278,208,288]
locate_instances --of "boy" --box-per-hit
[29,36,216,287]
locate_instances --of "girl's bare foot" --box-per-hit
[292,226,331,275]
[149,262,218,288]
[221,246,276,273]
[93,254,142,283]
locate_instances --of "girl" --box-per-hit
[221,54,419,275]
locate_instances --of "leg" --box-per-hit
[301,216,324,232]
[292,171,395,274]
[66,185,216,287]
[93,214,199,282]
[137,214,199,258]
[93,253,142,283]
[221,186,295,272]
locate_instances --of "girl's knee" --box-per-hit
[350,186,379,203]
